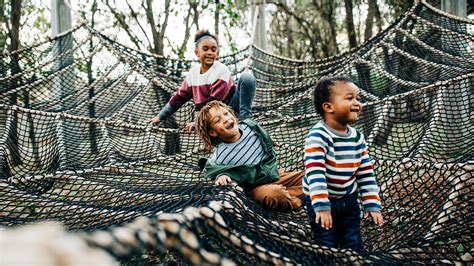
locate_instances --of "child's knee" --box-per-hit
[239,72,256,87]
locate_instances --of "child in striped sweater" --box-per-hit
[196,101,304,211]
[304,76,384,251]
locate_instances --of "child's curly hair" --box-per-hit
[194,29,218,48]
[313,76,353,116]
[196,100,236,152]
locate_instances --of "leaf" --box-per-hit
[457,243,465,254]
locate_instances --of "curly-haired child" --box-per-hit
[304,76,384,251]
[196,100,303,211]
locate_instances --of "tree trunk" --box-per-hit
[88,0,98,154]
[344,0,357,49]
[374,1,383,33]
[312,0,339,56]
[214,0,220,37]
[325,2,339,55]
[9,0,20,53]
[8,0,22,167]
[0,0,5,55]
[364,0,375,42]
[157,0,171,56]
[177,5,193,59]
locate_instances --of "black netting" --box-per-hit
[0,1,473,264]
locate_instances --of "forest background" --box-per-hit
[1,0,473,61]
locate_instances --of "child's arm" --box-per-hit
[304,130,331,212]
[364,212,384,226]
[354,134,383,222]
[214,175,232,185]
[155,80,193,122]
[305,130,333,229]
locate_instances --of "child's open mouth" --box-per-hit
[226,122,234,129]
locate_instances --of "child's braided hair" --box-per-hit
[196,100,236,152]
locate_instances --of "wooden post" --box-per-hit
[441,0,467,18]
[51,0,76,110]
[251,0,267,50]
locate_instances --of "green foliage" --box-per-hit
[369,73,390,96]
[457,243,465,255]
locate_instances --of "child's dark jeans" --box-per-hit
[304,193,363,251]
[227,72,256,119]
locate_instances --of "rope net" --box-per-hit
[0,1,472,264]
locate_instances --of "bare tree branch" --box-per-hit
[145,0,170,55]
[104,0,142,50]
[125,0,153,50]
[192,2,200,31]
[178,4,193,58]
[158,0,171,55]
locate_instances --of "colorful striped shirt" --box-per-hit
[209,124,266,166]
[303,120,381,213]
[158,60,236,120]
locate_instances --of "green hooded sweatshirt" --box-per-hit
[203,119,279,190]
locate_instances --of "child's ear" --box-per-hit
[209,129,218,138]
[194,49,199,57]
[322,102,333,113]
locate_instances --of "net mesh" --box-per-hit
[0,2,473,264]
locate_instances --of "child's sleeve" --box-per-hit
[158,79,192,120]
[304,129,331,212]
[355,134,382,212]
[209,67,234,102]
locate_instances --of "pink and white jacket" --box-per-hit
[158,60,236,120]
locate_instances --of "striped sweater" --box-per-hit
[209,123,266,166]
[303,120,381,213]
[158,60,236,120]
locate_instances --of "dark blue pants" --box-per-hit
[304,193,363,251]
[227,72,256,119]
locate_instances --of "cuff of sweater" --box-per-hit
[158,103,176,121]
[364,206,381,213]
[313,205,331,213]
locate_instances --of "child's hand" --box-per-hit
[315,211,332,230]
[147,117,161,124]
[185,122,196,133]
[364,211,384,226]
[215,175,232,186]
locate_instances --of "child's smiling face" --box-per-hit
[195,37,219,68]
[207,106,240,143]
[326,81,362,125]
